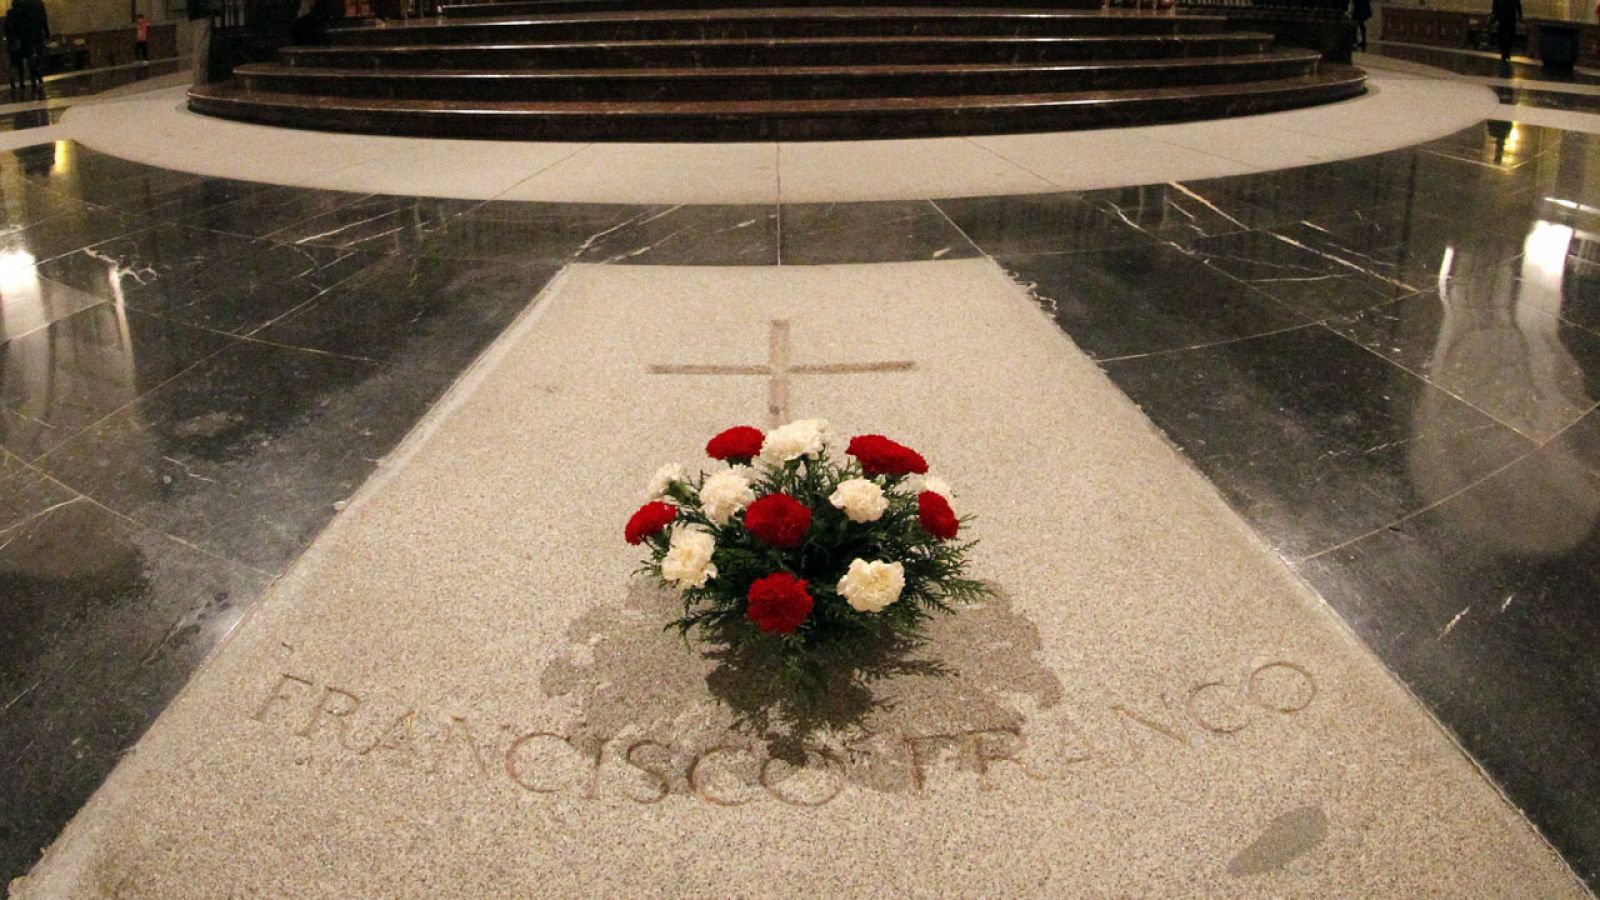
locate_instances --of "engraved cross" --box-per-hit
[649,319,915,428]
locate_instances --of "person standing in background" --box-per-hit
[3,4,22,96]
[1350,0,1372,51]
[134,13,150,63]
[13,0,45,96]
[1494,0,1522,61]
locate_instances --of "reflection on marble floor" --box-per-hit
[0,107,65,133]
[2,122,1600,888]
[1494,86,1600,114]
[4,59,186,107]
[0,61,187,135]
[1367,41,1600,84]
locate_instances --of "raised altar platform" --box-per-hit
[187,1,1366,141]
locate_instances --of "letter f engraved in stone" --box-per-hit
[252,673,314,723]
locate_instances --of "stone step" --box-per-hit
[326,8,1235,45]
[241,52,1320,102]
[282,33,1277,69]
[438,0,1105,14]
[188,66,1366,140]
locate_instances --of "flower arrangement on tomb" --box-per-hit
[624,419,987,695]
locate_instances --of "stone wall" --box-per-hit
[40,0,182,41]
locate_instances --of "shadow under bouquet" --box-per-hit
[624,419,989,699]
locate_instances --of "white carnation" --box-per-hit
[837,558,905,613]
[700,466,756,526]
[912,475,954,500]
[760,418,829,465]
[647,463,685,499]
[829,478,888,524]
[661,528,717,590]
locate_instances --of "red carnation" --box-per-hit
[625,501,677,545]
[918,491,959,541]
[742,493,812,549]
[847,434,929,477]
[745,572,813,635]
[706,425,765,463]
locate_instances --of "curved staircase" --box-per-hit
[188,1,1366,141]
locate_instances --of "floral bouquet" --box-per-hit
[624,419,988,700]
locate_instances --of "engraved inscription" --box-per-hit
[248,658,1322,810]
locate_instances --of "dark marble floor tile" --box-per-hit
[1535,150,1600,217]
[0,268,105,344]
[1329,266,1600,441]
[0,497,268,881]
[1181,229,1416,319]
[778,200,978,265]
[1418,119,1566,171]
[933,192,1152,257]
[0,462,75,533]
[16,60,186,105]
[1077,183,1255,242]
[1295,446,1600,885]
[0,106,64,132]
[1413,142,1543,189]
[38,225,375,336]
[1550,408,1600,477]
[264,195,482,254]
[0,204,142,264]
[1414,190,1548,247]
[410,201,657,263]
[32,340,439,572]
[23,146,207,213]
[1295,150,1544,233]
[1002,243,1308,360]
[2,142,63,180]
[1175,159,1404,231]
[1100,324,1535,557]
[180,185,374,239]
[14,142,144,183]
[0,182,85,234]
[1495,85,1600,115]
[0,305,233,461]
[0,496,264,697]
[255,255,560,370]
[571,203,780,266]
[120,176,275,223]
[1367,41,1597,83]
[1557,249,1600,336]
[1279,201,1446,253]
[1399,152,1548,230]
[1275,198,1529,290]
[0,443,29,484]
[36,223,273,299]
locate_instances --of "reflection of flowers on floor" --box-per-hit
[540,581,1064,798]
[623,420,991,711]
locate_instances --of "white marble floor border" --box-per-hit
[21,68,1497,204]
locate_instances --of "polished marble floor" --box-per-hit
[3,114,1600,888]
[4,60,186,107]
[1495,85,1600,114]
[1370,40,1600,83]
[0,61,186,138]
[0,107,65,134]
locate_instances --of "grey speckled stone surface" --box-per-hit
[13,260,1584,897]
